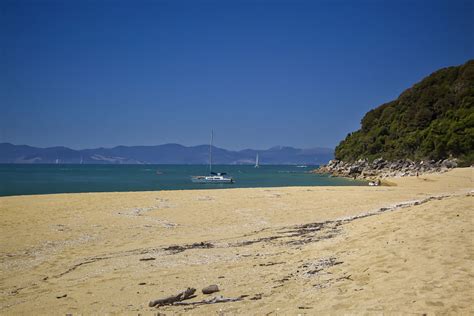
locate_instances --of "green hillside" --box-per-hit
[335,60,474,166]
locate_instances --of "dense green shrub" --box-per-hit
[335,60,474,166]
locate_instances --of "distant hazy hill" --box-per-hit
[0,143,333,165]
[335,60,474,165]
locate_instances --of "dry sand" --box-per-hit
[0,168,472,314]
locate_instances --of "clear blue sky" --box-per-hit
[1,0,472,150]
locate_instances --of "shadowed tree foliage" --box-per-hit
[335,60,474,166]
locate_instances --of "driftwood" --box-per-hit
[139,257,156,261]
[174,295,246,306]
[148,288,196,307]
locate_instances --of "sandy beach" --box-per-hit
[0,168,472,314]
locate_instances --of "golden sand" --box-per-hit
[0,168,472,314]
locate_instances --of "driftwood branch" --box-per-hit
[173,295,246,306]
[148,288,196,307]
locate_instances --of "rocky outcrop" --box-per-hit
[313,158,458,179]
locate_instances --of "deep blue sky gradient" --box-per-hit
[1,0,473,150]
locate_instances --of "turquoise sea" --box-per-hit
[0,164,365,197]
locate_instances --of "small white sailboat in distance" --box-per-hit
[254,153,260,168]
[191,131,234,184]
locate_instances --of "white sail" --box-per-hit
[255,153,259,168]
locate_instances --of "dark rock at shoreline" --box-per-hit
[313,158,458,179]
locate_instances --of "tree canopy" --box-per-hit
[335,60,474,166]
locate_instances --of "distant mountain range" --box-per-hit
[0,143,334,165]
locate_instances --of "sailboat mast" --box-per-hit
[209,130,213,173]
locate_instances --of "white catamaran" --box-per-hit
[254,153,260,168]
[191,131,234,184]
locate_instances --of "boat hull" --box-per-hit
[191,176,234,184]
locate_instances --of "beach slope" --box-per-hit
[0,168,472,314]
